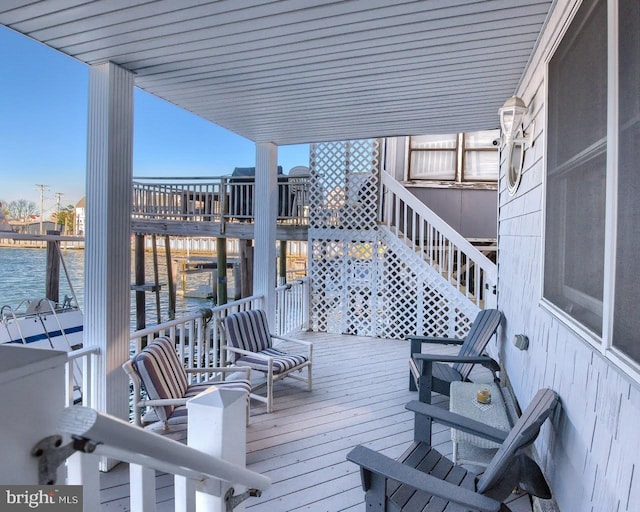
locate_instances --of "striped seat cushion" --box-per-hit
[224,310,272,361]
[133,336,189,422]
[184,379,252,398]
[235,347,308,374]
[168,379,252,422]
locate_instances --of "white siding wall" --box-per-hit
[496,1,640,510]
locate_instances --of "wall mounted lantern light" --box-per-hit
[498,96,534,195]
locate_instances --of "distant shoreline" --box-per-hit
[0,240,84,249]
[0,240,218,257]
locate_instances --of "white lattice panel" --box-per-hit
[309,140,378,230]
[378,227,478,339]
[309,140,478,339]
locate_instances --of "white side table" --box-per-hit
[449,381,511,467]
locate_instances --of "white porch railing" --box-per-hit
[379,172,497,307]
[275,277,310,336]
[130,278,309,375]
[65,345,100,407]
[130,296,264,374]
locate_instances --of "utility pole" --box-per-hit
[35,184,49,235]
[54,192,63,231]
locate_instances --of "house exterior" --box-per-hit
[0,1,637,510]
[494,1,639,510]
[75,197,86,236]
[383,131,500,241]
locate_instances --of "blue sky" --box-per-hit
[0,26,309,217]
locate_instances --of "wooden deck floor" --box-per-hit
[100,332,533,511]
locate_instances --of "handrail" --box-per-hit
[67,345,100,361]
[131,310,207,339]
[59,406,270,492]
[379,172,497,306]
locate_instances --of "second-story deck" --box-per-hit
[99,331,532,512]
[131,175,309,241]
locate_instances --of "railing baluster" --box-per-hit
[379,173,497,300]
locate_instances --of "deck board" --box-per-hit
[100,331,531,512]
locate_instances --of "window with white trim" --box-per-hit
[543,0,640,365]
[612,0,639,362]
[408,130,499,182]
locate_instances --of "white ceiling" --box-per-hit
[0,0,554,144]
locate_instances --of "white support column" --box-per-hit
[254,142,278,323]
[84,63,134,445]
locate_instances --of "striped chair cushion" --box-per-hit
[235,347,308,374]
[224,310,273,361]
[168,379,253,422]
[133,336,189,422]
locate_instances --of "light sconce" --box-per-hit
[498,96,535,195]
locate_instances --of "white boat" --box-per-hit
[0,232,85,401]
[0,298,84,403]
[0,297,83,350]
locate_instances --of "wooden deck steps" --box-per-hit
[100,331,532,512]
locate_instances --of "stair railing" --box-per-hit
[58,396,269,511]
[379,172,497,307]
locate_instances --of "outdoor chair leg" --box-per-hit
[416,360,434,442]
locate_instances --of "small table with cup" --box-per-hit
[449,381,512,467]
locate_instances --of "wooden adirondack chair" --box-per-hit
[409,309,503,404]
[347,388,559,512]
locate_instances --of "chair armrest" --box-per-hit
[272,334,312,347]
[222,345,274,363]
[407,335,465,345]
[405,400,509,444]
[139,397,188,407]
[271,334,313,357]
[413,354,496,364]
[346,445,502,512]
[185,366,250,374]
[185,366,251,379]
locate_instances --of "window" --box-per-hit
[544,0,607,336]
[613,0,640,362]
[408,130,499,182]
[544,0,640,367]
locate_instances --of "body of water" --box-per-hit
[0,246,214,329]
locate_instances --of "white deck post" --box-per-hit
[187,387,248,512]
[67,452,100,511]
[129,463,157,512]
[85,62,134,469]
[174,474,196,512]
[254,142,278,323]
